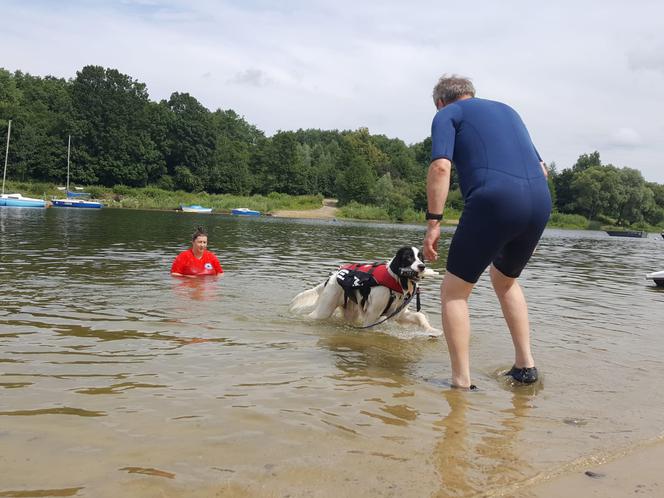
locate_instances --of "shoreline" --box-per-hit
[17,199,661,233]
[514,437,664,497]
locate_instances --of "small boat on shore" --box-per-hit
[0,193,46,208]
[231,208,260,216]
[1,120,46,209]
[180,204,212,214]
[605,230,647,238]
[646,271,664,287]
[52,198,102,209]
[52,136,102,209]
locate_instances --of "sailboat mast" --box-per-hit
[2,119,11,196]
[66,135,71,193]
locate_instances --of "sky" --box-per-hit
[3,0,664,182]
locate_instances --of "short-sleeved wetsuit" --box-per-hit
[431,97,551,283]
[171,249,223,276]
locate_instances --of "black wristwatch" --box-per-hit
[425,211,443,221]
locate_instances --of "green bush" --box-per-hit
[339,201,391,221]
[548,212,589,229]
[113,184,132,195]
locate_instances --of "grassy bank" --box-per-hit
[3,181,324,213]
[548,211,664,232]
[338,201,462,225]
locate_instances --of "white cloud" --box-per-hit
[228,69,272,88]
[608,128,643,148]
[2,0,664,182]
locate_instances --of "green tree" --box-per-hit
[71,65,164,186]
[573,151,602,172]
[164,92,215,191]
[615,167,653,225]
[570,166,615,219]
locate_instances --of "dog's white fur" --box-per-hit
[290,247,441,336]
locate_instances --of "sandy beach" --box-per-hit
[516,438,664,497]
[270,198,340,219]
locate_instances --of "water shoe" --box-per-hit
[506,365,538,384]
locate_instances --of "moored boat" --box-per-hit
[231,207,260,216]
[646,270,664,287]
[605,230,647,238]
[51,136,102,209]
[1,120,46,209]
[0,193,46,208]
[180,204,212,214]
[51,198,102,209]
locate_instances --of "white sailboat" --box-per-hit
[0,119,46,208]
[51,136,102,209]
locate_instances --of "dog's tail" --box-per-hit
[289,282,326,314]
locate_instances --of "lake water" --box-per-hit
[1,207,663,497]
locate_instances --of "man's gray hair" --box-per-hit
[432,75,476,105]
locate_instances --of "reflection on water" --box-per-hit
[1,208,664,497]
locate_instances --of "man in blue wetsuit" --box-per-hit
[422,75,551,389]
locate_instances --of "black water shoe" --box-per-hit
[451,384,478,391]
[506,366,538,384]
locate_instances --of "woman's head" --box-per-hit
[191,226,208,255]
[192,226,208,242]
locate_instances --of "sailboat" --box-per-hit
[51,136,102,209]
[0,120,46,208]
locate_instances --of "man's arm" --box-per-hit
[423,158,452,261]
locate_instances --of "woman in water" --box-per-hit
[171,226,223,277]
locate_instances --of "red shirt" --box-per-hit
[171,249,223,276]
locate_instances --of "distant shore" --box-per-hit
[3,181,662,231]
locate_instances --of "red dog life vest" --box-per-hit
[337,263,403,294]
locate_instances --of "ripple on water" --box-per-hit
[1,211,664,497]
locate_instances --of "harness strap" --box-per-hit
[354,285,419,330]
[381,290,397,316]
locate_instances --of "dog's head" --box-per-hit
[388,246,426,282]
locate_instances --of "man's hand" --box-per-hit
[423,222,441,261]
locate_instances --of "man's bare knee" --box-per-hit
[490,265,517,296]
[441,271,475,302]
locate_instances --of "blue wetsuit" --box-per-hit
[431,97,551,283]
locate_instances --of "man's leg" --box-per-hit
[489,265,535,368]
[441,271,476,388]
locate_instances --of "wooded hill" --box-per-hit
[1,65,663,227]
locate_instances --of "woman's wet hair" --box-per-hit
[192,226,208,241]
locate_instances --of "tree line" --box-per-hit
[1,65,662,227]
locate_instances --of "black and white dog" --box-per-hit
[290,246,441,336]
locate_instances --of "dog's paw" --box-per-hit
[427,328,443,338]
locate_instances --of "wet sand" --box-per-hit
[520,439,664,497]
